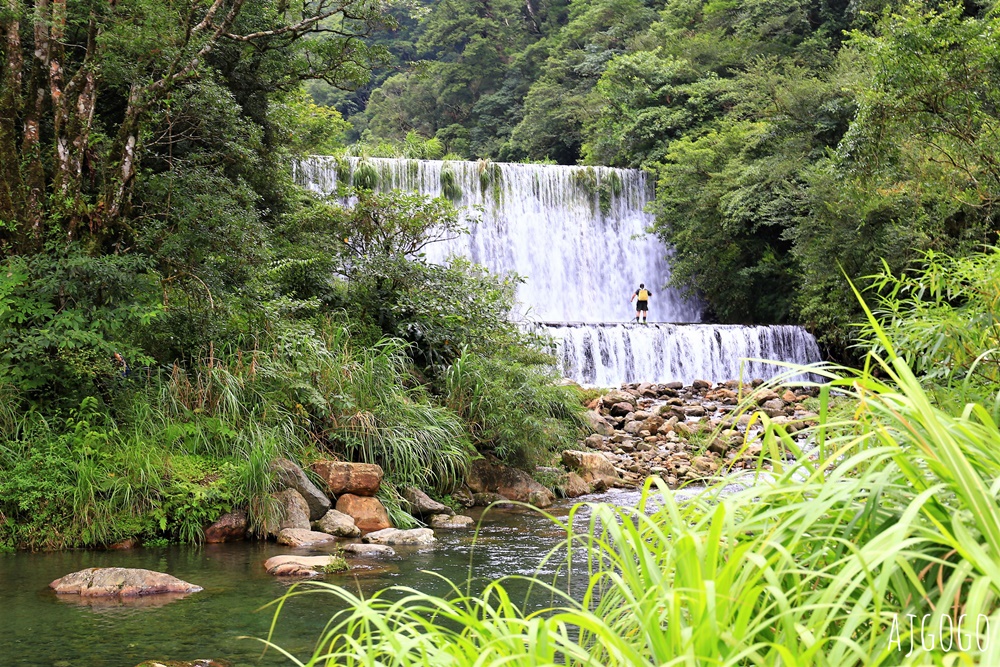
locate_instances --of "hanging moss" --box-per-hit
[478,160,503,203]
[334,156,351,184]
[440,164,462,201]
[572,167,599,197]
[353,160,379,190]
[597,170,623,215]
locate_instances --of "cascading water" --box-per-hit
[296,156,822,385]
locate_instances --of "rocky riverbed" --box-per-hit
[568,380,821,490]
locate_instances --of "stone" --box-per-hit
[311,461,384,497]
[640,415,665,433]
[276,528,337,548]
[134,661,230,667]
[452,486,475,507]
[271,458,331,521]
[264,555,341,577]
[683,405,707,417]
[402,486,454,517]
[336,494,392,533]
[363,527,436,546]
[584,433,605,449]
[342,543,395,557]
[692,379,712,391]
[313,509,361,537]
[623,420,643,434]
[204,510,249,543]
[561,450,621,489]
[556,471,591,498]
[429,514,475,529]
[465,458,555,507]
[582,410,614,436]
[601,390,636,411]
[472,492,513,506]
[269,488,311,535]
[50,568,202,597]
[609,401,634,417]
[637,382,657,397]
[691,456,719,475]
[664,381,684,390]
[707,439,729,456]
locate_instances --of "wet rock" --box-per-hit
[472,492,513,507]
[582,410,614,436]
[429,514,475,529]
[106,538,140,550]
[761,398,786,417]
[335,494,392,534]
[311,461,384,497]
[664,382,683,390]
[264,555,341,577]
[452,486,475,508]
[561,450,621,489]
[601,390,637,410]
[313,509,361,537]
[342,543,395,557]
[637,382,658,398]
[402,486,454,517]
[555,471,591,498]
[277,529,337,548]
[692,379,712,391]
[51,568,202,597]
[363,527,436,546]
[609,401,634,418]
[271,458,331,521]
[269,488,311,534]
[465,458,555,507]
[204,510,248,543]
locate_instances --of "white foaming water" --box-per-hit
[296,157,822,384]
[296,156,701,323]
[539,323,822,386]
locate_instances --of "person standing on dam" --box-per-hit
[631,284,652,323]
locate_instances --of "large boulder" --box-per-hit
[601,390,636,411]
[465,458,555,508]
[429,514,475,529]
[311,461,383,497]
[271,458,331,520]
[363,528,436,546]
[276,528,337,548]
[582,410,614,436]
[51,568,202,597]
[554,472,591,498]
[266,488,311,536]
[402,486,454,517]
[312,509,361,537]
[335,494,392,534]
[609,402,634,418]
[561,450,621,489]
[204,510,248,544]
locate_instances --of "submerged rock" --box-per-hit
[51,568,202,597]
[342,543,395,558]
[363,527,436,546]
[429,514,474,529]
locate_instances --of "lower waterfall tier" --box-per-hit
[538,323,822,386]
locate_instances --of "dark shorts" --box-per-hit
[636,300,648,311]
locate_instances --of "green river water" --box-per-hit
[1,490,639,667]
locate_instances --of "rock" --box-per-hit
[473,492,513,506]
[582,410,614,436]
[555,472,591,498]
[609,401,634,417]
[268,488,311,535]
[363,527,436,546]
[692,379,712,391]
[134,661,230,667]
[691,456,719,476]
[264,555,342,577]
[50,568,202,597]
[601,390,637,411]
[683,405,707,417]
[637,382,657,397]
[313,509,361,537]
[271,458,331,521]
[781,389,801,403]
[342,543,395,557]
[452,486,475,507]
[107,538,140,550]
[402,486,454,517]
[465,458,555,508]
[707,439,729,456]
[664,381,684,390]
[755,389,780,404]
[583,433,605,449]
[761,398,787,417]
[277,528,337,548]
[640,415,665,433]
[623,420,643,434]
[335,494,392,534]
[429,514,475,529]
[204,510,248,543]
[311,461,384,497]
[561,450,621,488]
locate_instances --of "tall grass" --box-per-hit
[261,332,1000,665]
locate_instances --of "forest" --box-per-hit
[3,0,1000,664]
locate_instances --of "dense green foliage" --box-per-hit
[0,1,584,551]
[264,334,1000,664]
[346,0,1000,350]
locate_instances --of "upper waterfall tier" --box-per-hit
[297,157,702,323]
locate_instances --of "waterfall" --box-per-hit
[296,156,701,323]
[538,323,821,386]
[296,156,822,385]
